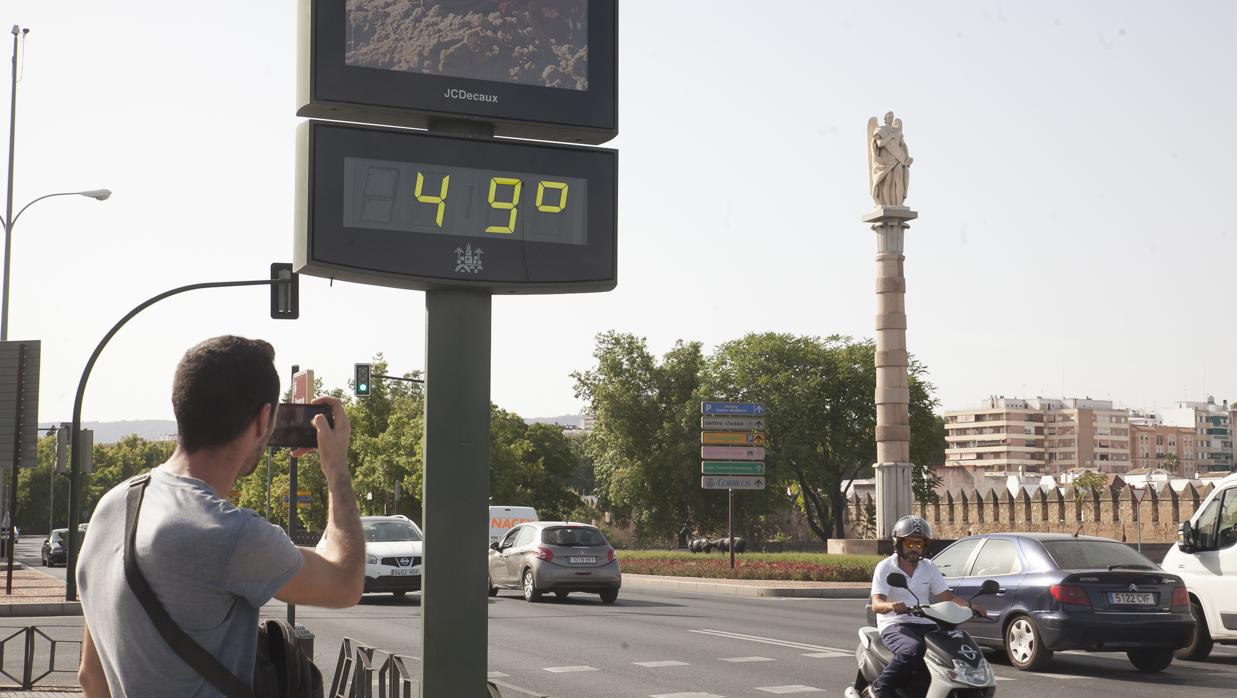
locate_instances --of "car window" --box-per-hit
[932,538,982,577]
[499,527,521,549]
[1041,540,1158,570]
[1194,499,1222,550]
[969,538,1022,577]
[541,526,606,546]
[1217,488,1237,550]
[513,526,537,547]
[362,519,423,542]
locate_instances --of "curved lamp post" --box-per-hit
[0,189,112,340]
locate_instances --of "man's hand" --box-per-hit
[291,397,351,476]
[891,601,909,614]
[971,601,988,618]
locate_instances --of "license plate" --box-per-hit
[569,556,596,564]
[1108,592,1154,605]
[391,567,420,576]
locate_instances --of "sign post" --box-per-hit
[287,366,311,626]
[700,402,767,569]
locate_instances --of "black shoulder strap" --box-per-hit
[123,474,257,698]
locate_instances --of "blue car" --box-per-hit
[931,533,1194,673]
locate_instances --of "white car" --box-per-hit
[362,515,424,599]
[1164,471,1237,660]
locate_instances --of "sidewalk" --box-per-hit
[0,565,80,618]
[623,573,871,598]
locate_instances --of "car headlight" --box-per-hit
[947,659,992,686]
[367,554,378,564]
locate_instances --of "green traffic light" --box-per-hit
[358,383,368,392]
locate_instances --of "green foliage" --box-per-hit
[1073,470,1108,496]
[616,550,881,582]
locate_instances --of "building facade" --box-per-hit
[1161,398,1234,473]
[1129,413,1197,475]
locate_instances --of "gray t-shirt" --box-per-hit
[78,466,303,697]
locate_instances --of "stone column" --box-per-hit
[864,205,918,538]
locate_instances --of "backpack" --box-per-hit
[253,618,324,698]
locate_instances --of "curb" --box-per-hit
[622,576,870,599]
[0,602,82,617]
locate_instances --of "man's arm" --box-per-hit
[870,593,908,615]
[275,397,365,608]
[78,625,110,698]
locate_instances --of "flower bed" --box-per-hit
[616,551,881,582]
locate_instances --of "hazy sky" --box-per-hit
[5,1,1236,425]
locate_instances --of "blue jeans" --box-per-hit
[872,622,932,698]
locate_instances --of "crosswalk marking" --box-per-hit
[801,650,851,658]
[486,671,509,678]
[542,665,599,673]
[650,693,725,698]
[634,660,690,667]
[718,656,775,663]
[755,686,825,694]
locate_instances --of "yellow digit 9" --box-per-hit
[536,180,569,213]
[485,177,522,234]
[414,172,450,226]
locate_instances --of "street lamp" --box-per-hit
[0,189,113,341]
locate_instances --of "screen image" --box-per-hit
[345,0,589,91]
[343,156,589,245]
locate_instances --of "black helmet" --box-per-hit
[891,515,932,541]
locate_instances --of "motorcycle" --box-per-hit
[844,573,1000,698]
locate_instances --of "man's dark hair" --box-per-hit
[172,336,280,453]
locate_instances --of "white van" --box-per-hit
[489,506,538,545]
[1163,471,1237,660]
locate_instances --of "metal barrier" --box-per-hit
[330,637,506,697]
[0,626,81,689]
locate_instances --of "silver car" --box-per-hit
[488,521,621,603]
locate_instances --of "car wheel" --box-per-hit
[1005,614,1052,671]
[555,591,569,600]
[599,589,618,604]
[522,569,542,602]
[392,591,407,600]
[488,575,499,597]
[1175,601,1213,661]
[1128,648,1174,672]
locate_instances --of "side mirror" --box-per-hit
[978,580,1000,596]
[886,572,909,589]
[490,541,500,552]
[1177,522,1195,552]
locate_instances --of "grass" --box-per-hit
[615,550,883,582]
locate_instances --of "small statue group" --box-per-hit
[867,111,912,207]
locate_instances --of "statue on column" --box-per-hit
[867,111,912,207]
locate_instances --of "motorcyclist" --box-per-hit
[865,515,986,698]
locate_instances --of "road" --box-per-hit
[8,536,1237,696]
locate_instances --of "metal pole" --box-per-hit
[265,448,273,520]
[65,277,286,599]
[420,289,490,698]
[287,365,299,627]
[5,342,24,593]
[2,26,22,342]
[728,488,735,570]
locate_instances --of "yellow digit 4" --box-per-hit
[414,172,450,226]
[536,180,569,213]
[485,177,522,234]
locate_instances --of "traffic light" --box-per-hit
[270,262,299,320]
[354,363,372,397]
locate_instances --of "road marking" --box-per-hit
[689,628,849,654]
[755,686,825,694]
[995,676,1015,681]
[486,671,509,678]
[1029,672,1086,680]
[651,693,725,698]
[718,656,775,663]
[635,660,690,667]
[801,650,851,659]
[542,665,599,673]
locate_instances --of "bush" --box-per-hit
[616,551,880,582]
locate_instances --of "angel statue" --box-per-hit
[867,111,912,206]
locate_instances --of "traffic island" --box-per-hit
[0,565,81,617]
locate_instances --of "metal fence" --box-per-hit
[0,626,81,690]
[329,637,522,697]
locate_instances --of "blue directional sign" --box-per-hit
[700,401,765,416]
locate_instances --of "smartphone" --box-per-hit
[269,403,334,449]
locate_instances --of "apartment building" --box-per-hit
[1161,398,1235,472]
[1029,398,1132,474]
[1129,412,1197,475]
[944,397,1046,474]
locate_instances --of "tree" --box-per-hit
[572,332,711,542]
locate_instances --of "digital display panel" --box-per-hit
[298,0,616,144]
[345,0,589,92]
[296,121,617,293]
[343,157,588,245]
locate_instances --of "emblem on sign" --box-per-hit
[454,244,484,273]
